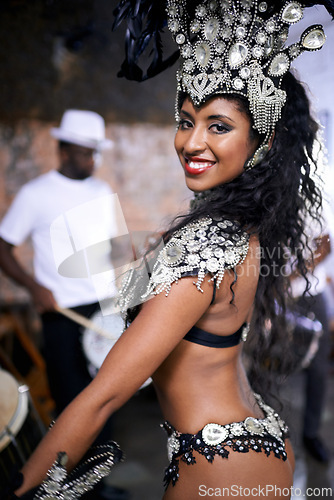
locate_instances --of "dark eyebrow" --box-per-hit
[179,109,193,119]
[208,114,236,123]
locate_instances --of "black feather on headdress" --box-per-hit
[112,0,334,82]
[112,0,179,81]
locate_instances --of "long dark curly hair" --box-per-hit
[125,70,322,394]
[160,70,323,392]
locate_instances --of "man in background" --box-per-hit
[0,110,129,499]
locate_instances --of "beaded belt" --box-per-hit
[161,393,289,488]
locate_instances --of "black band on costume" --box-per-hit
[184,322,247,348]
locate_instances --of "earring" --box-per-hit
[244,142,270,170]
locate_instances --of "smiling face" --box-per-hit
[174,96,259,192]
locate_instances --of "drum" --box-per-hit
[82,311,152,389]
[0,369,45,487]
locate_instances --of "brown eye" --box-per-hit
[209,123,230,134]
[178,119,193,130]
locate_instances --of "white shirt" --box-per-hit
[0,171,118,307]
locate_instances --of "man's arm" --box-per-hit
[0,237,57,312]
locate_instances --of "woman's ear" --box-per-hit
[268,131,275,150]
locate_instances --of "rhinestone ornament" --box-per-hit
[281,2,304,24]
[236,26,246,38]
[264,35,274,56]
[162,244,184,266]
[202,423,229,445]
[204,18,220,40]
[244,417,264,434]
[167,434,180,462]
[176,33,185,44]
[268,53,290,76]
[301,25,326,50]
[191,19,202,32]
[240,66,251,79]
[289,44,300,59]
[168,19,179,32]
[215,41,226,53]
[233,77,244,90]
[181,45,192,58]
[229,43,248,68]
[196,42,212,66]
[184,60,195,71]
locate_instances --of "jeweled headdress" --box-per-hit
[114,0,334,167]
[167,1,326,132]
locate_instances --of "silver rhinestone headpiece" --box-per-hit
[166,0,326,138]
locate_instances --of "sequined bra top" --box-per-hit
[184,322,250,348]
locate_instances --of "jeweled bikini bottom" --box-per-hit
[162,393,289,489]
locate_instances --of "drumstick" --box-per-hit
[55,305,118,340]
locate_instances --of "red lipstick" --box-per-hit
[184,157,216,175]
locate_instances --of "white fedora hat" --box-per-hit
[51,110,113,150]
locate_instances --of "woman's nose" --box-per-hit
[184,126,206,154]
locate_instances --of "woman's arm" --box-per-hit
[15,276,214,495]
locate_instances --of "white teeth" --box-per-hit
[188,161,215,169]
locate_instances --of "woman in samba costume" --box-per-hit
[12,1,333,498]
